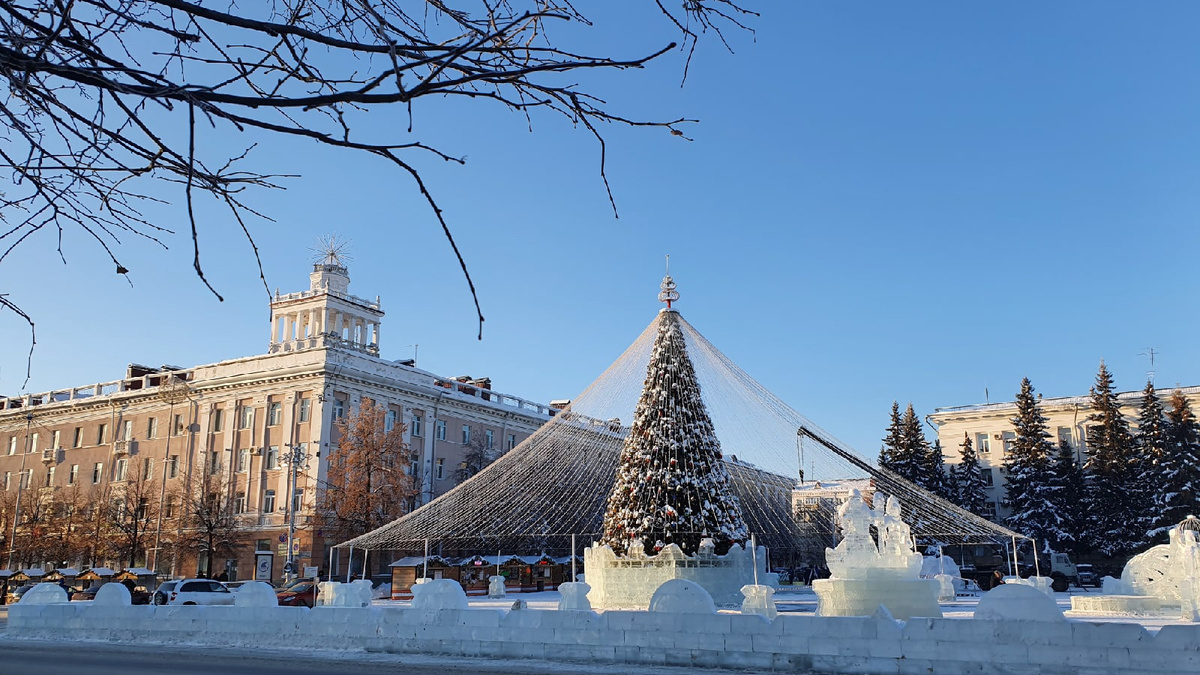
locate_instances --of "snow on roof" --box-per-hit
[21,568,46,577]
[124,567,156,576]
[82,567,117,576]
[0,570,13,578]
[55,568,80,576]
[388,556,453,568]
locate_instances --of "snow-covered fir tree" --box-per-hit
[1158,389,1200,536]
[600,309,748,557]
[1047,440,1086,553]
[944,462,962,506]
[955,433,989,517]
[1134,380,1169,543]
[1083,361,1141,556]
[1002,378,1062,544]
[924,439,949,499]
[879,401,902,468]
[886,403,930,487]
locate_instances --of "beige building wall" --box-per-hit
[929,385,1200,522]
[0,260,550,581]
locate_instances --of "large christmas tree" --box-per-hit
[600,302,749,557]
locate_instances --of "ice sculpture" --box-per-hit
[740,584,777,620]
[488,575,507,598]
[584,537,774,609]
[557,582,593,611]
[812,490,941,620]
[1072,515,1200,618]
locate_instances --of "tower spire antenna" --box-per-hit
[658,254,679,309]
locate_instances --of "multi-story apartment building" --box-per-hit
[928,385,1200,521]
[0,257,552,580]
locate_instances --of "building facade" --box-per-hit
[0,258,552,581]
[928,385,1200,521]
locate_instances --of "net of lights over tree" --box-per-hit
[339,300,1017,559]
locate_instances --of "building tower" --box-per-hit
[268,248,383,355]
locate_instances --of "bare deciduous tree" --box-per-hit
[175,456,242,576]
[316,397,416,542]
[0,0,754,351]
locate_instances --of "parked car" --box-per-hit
[162,579,235,606]
[153,581,179,605]
[276,581,319,608]
[1076,564,1100,588]
[70,584,105,602]
[5,584,37,604]
[71,581,152,604]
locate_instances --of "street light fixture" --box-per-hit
[280,443,310,581]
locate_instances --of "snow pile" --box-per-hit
[647,579,715,614]
[974,584,1064,622]
[93,583,131,606]
[409,579,468,610]
[20,583,68,605]
[233,582,279,607]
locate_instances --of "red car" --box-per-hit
[276,581,318,608]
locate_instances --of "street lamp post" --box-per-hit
[280,443,309,581]
[151,377,190,574]
[5,412,33,571]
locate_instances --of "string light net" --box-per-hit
[338,307,1017,559]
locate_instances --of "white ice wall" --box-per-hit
[9,603,1200,675]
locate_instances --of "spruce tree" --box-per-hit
[1048,440,1086,553]
[889,403,929,487]
[879,401,902,469]
[600,310,748,557]
[1083,361,1140,556]
[1003,378,1062,545]
[1159,390,1200,535]
[944,462,962,506]
[924,439,948,498]
[1135,380,1168,543]
[956,433,989,517]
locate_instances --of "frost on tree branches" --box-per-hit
[600,309,748,557]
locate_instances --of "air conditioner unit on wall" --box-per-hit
[993,433,1003,440]
[249,447,263,456]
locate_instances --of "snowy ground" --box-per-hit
[373,585,1191,631]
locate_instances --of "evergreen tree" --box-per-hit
[889,403,929,487]
[924,439,948,499]
[1158,390,1200,535]
[1134,380,1169,543]
[944,462,962,506]
[600,310,748,557]
[1002,378,1062,545]
[955,433,989,517]
[1048,440,1086,553]
[1083,361,1141,556]
[879,401,902,469]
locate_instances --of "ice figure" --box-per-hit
[813,490,941,620]
[1072,515,1200,617]
[488,575,507,598]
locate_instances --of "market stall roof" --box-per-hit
[0,569,14,578]
[124,567,156,576]
[388,555,454,568]
[55,568,80,576]
[21,568,45,577]
[78,567,117,580]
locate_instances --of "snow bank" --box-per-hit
[8,600,1199,675]
[975,584,1065,622]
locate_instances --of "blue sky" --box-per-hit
[3,2,1199,455]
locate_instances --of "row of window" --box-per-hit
[206,444,308,475]
[970,426,1076,456]
[2,454,182,491]
[232,488,302,515]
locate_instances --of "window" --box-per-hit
[485,430,494,449]
[147,417,158,439]
[333,399,345,420]
[267,402,282,426]
[1001,431,1015,454]
[239,406,254,430]
[237,448,250,473]
[143,457,153,480]
[1056,427,1073,448]
[266,446,279,470]
[30,432,38,452]
[507,434,516,451]
[212,408,224,433]
[209,451,220,475]
[96,424,107,446]
[975,432,991,454]
[234,492,246,514]
[461,425,471,445]
[168,455,179,478]
[173,414,185,436]
[435,420,446,441]
[981,468,994,488]
[164,498,176,518]
[114,458,128,482]
[46,466,55,487]
[52,430,61,449]
[68,464,78,485]
[122,420,133,441]
[256,538,271,552]
[92,462,103,484]
[435,458,444,480]
[411,415,422,437]
[298,398,311,423]
[7,436,14,455]
[292,488,303,512]
[19,470,30,490]
[137,497,149,520]
[4,472,10,491]
[981,502,998,519]
[386,410,398,432]
[263,489,276,513]
[73,427,83,448]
